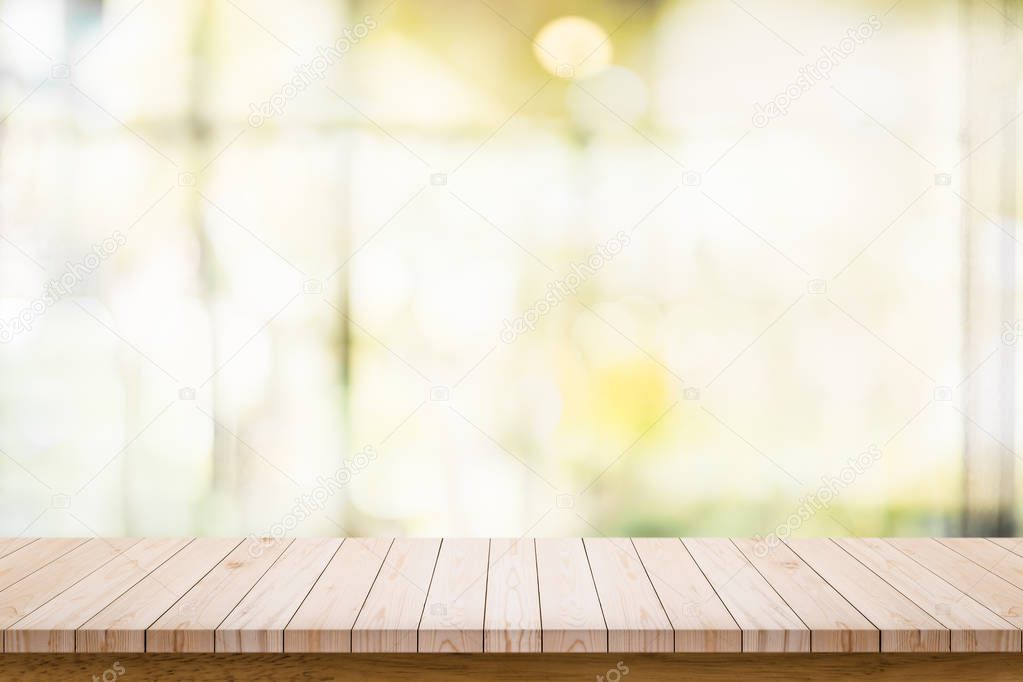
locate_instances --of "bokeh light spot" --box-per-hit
[534,16,612,80]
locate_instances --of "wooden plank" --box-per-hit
[939,538,1023,590]
[0,539,86,594]
[888,538,1023,629]
[0,538,34,561]
[9,536,1023,659]
[836,538,1020,652]
[787,539,948,652]
[216,538,341,653]
[534,538,607,653]
[351,538,440,653]
[987,537,1023,557]
[584,538,672,652]
[733,539,878,652]
[683,538,808,652]
[418,539,489,652]
[146,538,292,653]
[5,539,189,652]
[77,538,241,652]
[285,538,393,652]
[483,538,541,653]
[632,537,741,652]
[0,538,139,651]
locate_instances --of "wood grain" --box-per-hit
[216,538,342,653]
[836,538,1020,652]
[733,538,878,652]
[0,539,34,561]
[888,538,1023,629]
[534,538,607,653]
[3,536,1023,660]
[419,539,489,652]
[146,538,292,653]
[684,538,809,652]
[5,539,189,652]
[0,538,86,595]
[0,538,139,652]
[940,538,1023,590]
[78,538,240,652]
[632,538,741,652]
[987,538,1023,555]
[584,538,672,652]
[786,539,948,652]
[5,653,1023,682]
[351,538,440,653]
[285,538,392,652]
[483,538,541,653]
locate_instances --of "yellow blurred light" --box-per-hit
[533,16,612,79]
[566,65,648,129]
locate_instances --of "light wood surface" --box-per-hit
[535,538,607,652]
[0,538,86,595]
[6,538,188,652]
[482,539,541,652]
[889,538,1023,630]
[77,538,241,652]
[732,538,878,652]
[987,537,1023,555]
[0,538,138,651]
[285,538,393,652]
[940,538,1023,590]
[418,538,489,652]
[684,538,809,652]
[0,539,35,561]
[146,538,292,652]
[786,539,949,652]
[632,537,741,652]
[836,538,1020,652]
[584,538,673,652]
[215,538,342,653]
[2,537,1023,656]
[351,538,440,653]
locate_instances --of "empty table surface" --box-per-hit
[1,537,1021,654]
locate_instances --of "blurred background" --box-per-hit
[0,0,1021,539]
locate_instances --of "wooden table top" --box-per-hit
[0,537,1021,654]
